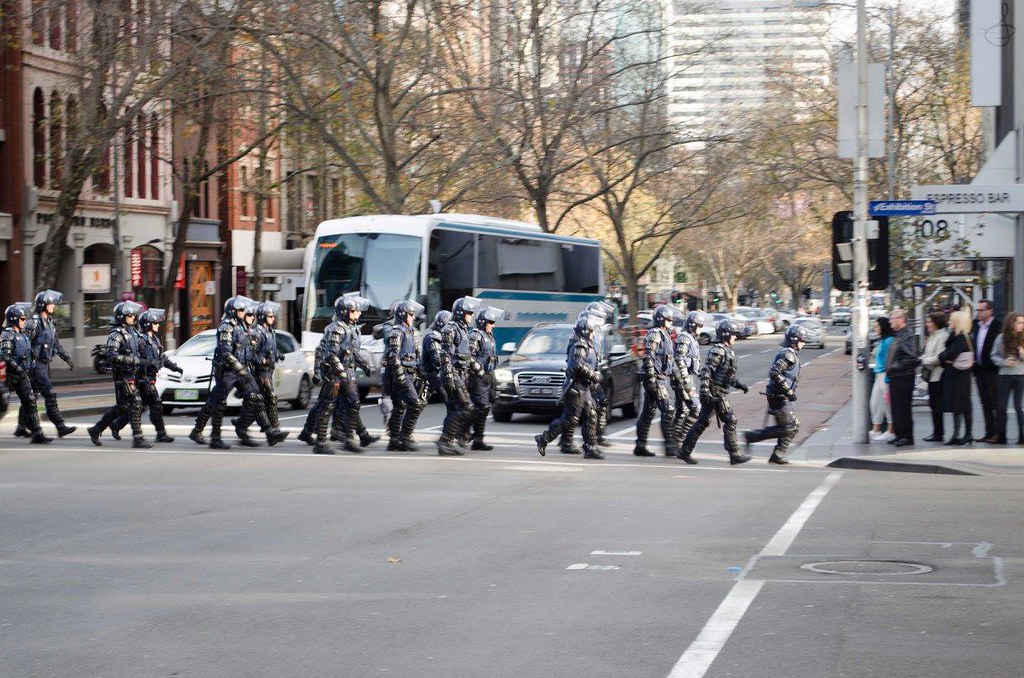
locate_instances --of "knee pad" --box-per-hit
[722,410,737,427]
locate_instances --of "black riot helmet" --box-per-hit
[257,301,281,325]
[393,300,425,324]
[677,310,712,333]
[334,293,370,321]
[4,304,27,327]
[114,301,144,326]
[223,295,251,320]
[574,311,604,338]
[585,300,616,321]
[34,289,64,314]
[784,323,811,348]
[651,304,676,328]
[431,310,452,332]
[475,306,503,330]
[716,318,742,342]
[140,308,167,332]
[451,296,482,320]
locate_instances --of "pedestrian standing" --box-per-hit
[436,297,482,456]
[868,317,895,442]
[990,312,1024,445]
[743,324,810,464]
[1,304,51,444]
[633,305,678,457]
[383,300,426,451]
[110,309,183,443]
[18,290,75,439]
[971,300,1002,443]
[678,319,751,465]
[535,313,604,459]
[671,310,710,463]
[938,309,975,445]
[467,306,502,451]
[919,312,950,442]
[88,302,152,448]
[884,309,918,447]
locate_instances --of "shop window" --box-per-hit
[66,0,77,52]
[32,88,45,187]
[150,114,159,199]
[137,115,147,198]
[49,92,62,188]
[31,0,44,46]
[123,125,133,197]
[49,1,61,49]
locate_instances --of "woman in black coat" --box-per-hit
[938,309,974,445]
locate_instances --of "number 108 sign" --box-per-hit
[915,219,950,239]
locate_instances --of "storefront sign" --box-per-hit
[81,264,111,293]
[175,255,186,289]
[130,249,143,287]
[910,185,1024,213]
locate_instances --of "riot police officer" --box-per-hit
[88,301,152,448]
[743,324,809,464]
[374,301,405,429]
[634,304,679,457]
[328,294,379,453]
[535,312,604,459]
[467,306,503,451]
[558,301,616,453]
[678,319,751,465]
[228,300,283,446]
[383,300,426,451]
[2,304,51,443]
[246,301,288,443]
[671,310,711,463]
[189,296,281,449]
[110,309,183,442]
[436,296,482,456]
[420,309,451,409]
[18,289,75,438]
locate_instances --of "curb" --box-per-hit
[826,457,979,476]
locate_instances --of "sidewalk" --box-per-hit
[789,386,1024,476]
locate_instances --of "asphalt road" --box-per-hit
[0,427,1020,678]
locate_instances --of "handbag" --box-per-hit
[952,336,975,371]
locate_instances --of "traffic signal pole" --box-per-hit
[851,0,870,444]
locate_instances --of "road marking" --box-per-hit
[666,471,843,678]
[567,563,620,571]
[591,550,641,556]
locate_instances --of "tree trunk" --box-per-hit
[36,157,96,289]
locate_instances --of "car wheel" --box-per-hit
[162,405,175,415]
[782,320,790,328]
[292,375,312,409]
[358,386,370,402]
[621,384,641,418]
[698,333,710,346]
[492,408,513,423]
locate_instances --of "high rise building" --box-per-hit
[665,0,831,136]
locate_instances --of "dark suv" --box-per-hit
[492,323,641,422]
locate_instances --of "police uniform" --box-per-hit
[634,306,678,456]
[420,310,451,408]
[330,317,379,451]
[111,310,182,442]
[1,306,49,443]
[678,322,751,465]
[248,302,287,441]
[671,328,702,458]
[384,301,426,451]
[535,314,603,459]
[88,302,151,448]
[467,307,501,451]
[558,310,609,453]
[436,297,482,456]
[304,314,349,454]
[20,290,75,437]
[744,337,803,464]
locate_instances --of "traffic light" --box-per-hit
[831,210,889,292]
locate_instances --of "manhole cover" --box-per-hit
[801,560,934,576]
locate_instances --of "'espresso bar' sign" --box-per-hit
[910,185,1024,213]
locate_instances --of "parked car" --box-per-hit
[492,323,641,422]
[711,313,756,339]
[831,306,852,325]
[774,310,797,330]
[792,317,826,349]
[733,307,775,335]
[157,329,314,413]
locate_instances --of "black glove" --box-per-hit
[788,392,797,402]
[62,355,74,370]
[738,384,749,394]
[277,354,286,362]
[173,365,184,375]
[312,374,322,387]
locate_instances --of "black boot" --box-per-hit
[583,448,605,460]
[14,426,29,438]
[31,432,54,444]
[297,429,315,445]
[560,443,582,455]
[87,426,103,447]
[535,434,548,457]
[768,448,790,465]
[155,432,175,443]
[633,446,655,457]
[109,427,122,441]
[313,443,336,455]
[729,452,752,465]
[210,438,231,450]
[437,438,464,456]
[471,439,493,451]
[189,429,208,445]
[132,437,153,449]
[343,438,362,453]
[56,424,77,438]
[267,430,289,446]
[234,422,260,447]
[676,448,698,465]
[359,431,381,448]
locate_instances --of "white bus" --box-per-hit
[301,214,605,386]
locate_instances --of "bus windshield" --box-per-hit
[311,232,421,331]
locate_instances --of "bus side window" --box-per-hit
[430,229,474,309]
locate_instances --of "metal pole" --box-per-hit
[851,0,870,444]
[111,56,122,298]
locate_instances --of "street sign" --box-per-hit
[869,200,936,216]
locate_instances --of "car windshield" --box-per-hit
[174,332,217,356]
[794,318,821,329]
[835,307,851,313]
[512,327,572,361]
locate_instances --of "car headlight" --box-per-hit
[494,368,513,385]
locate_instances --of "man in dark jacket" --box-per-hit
[885,309,919,447]
[971,299,1002,443]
